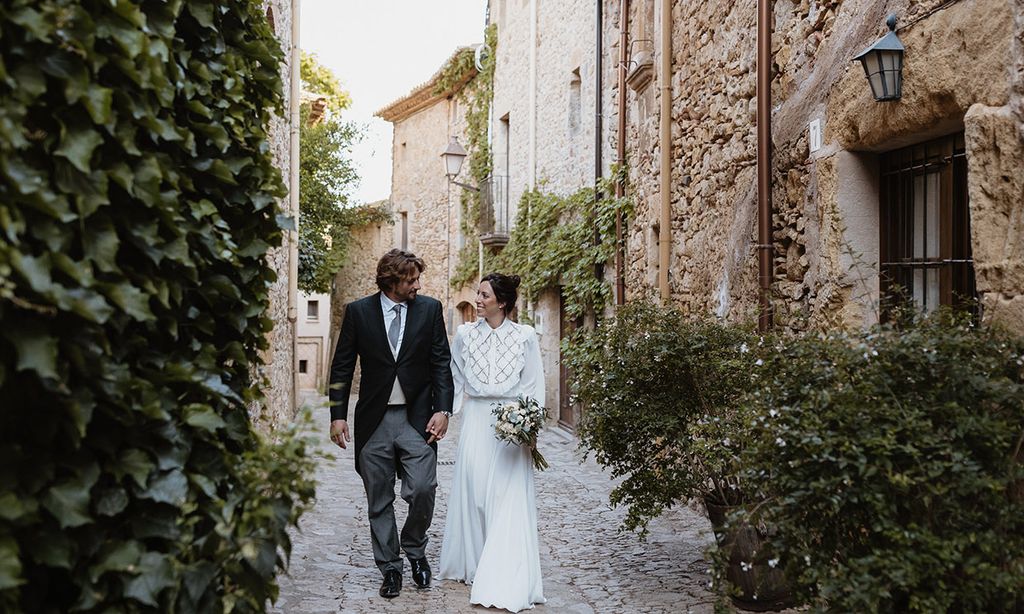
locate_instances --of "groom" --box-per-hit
[328,249,455,599]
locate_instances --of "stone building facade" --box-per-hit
[607,0,1024,332]
[366,0,1023,430]
[259,0,299,428]
[327,51,480,388]
[488,0,599,429]
[376,48,478,327]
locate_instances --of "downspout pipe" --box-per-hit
[288,0,301,414]
[594,0,604,286]
[528,0,537,189]
[658,0,671,303]
[615,0,629,306]
[757,0,774,331]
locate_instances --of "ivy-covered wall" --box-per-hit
[0,1,313,611]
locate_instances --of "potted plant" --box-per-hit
[565,302,793,610]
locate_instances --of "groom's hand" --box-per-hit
[426,412,449,444]
[330,419,350,449]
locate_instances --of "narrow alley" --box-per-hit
[271,397,717,614]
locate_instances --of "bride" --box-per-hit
[439,272,546,612]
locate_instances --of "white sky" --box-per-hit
[300,0,488,205]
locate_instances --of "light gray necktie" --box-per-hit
[388,304,402,351]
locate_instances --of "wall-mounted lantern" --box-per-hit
[853,14,905,102]
[441,136,478,191]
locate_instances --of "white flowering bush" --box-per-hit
[736,310,1024,612]
[492,396,549,470]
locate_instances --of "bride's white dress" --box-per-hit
[440,318,546,612]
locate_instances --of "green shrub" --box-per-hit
[739,313,1024,612]
[0,1,315,611]
[566,302,763,534]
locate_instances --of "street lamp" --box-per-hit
[853,14,905,102]
[441,136,478,191]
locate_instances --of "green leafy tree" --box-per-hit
[300,51,351,113]
[296,56,388,293]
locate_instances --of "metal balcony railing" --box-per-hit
[478,175,509,247]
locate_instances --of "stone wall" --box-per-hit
[490,0,599,422]
[258,0,297,428]
[606,0,1024,333]
[326,52,480,393]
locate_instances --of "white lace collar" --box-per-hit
[462,318,527,396]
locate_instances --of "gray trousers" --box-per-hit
[359,405,437,575]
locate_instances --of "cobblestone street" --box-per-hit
[271,396,718,613]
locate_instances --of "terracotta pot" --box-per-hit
[705,499,795,612]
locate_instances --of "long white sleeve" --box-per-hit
[517,327,546,409]
[450,327,466,415]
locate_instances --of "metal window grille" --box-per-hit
[879,133,977,318]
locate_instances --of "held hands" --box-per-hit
[426,412,450,444]
[330,419,350,449]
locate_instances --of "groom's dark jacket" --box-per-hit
[329,292,454,474]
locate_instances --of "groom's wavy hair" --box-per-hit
[376,249,426,292]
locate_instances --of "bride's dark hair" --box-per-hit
[480,272,520,315]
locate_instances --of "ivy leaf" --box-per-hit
[183,561,217,602]
[184,404,226,432]
[88,540,141,582]
[101,282,154,322]
[9,252,54,294]
[0,537,24,589]
[65,288,114,324]
[5,323,59,380]
[82,219,120,272]
[123,552,175,607]
[142,469,188,506]
[186,0,215,28]
[0,492,37,522]
[55,125,104,173]
[41,465,99,529]
[8,6,51,41]
[83,87,114,125]
[116,449,154,489]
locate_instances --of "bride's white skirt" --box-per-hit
[439,396,546,612]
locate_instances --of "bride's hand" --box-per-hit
[426,412,449,444]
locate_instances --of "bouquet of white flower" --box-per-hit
[491,395,549,471]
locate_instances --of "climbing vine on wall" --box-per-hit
[432,24,497,290]
[0,1,315,611]
[492,170,633,320]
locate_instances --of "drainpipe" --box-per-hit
[615,0,629,306]
[288,0,301,414]
[594,0,604,286]
[757,0,774,331]
[658,0,671,303]
[528,0,537,189]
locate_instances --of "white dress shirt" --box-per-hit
[381,293,408,405]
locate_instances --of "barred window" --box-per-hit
[880,133,977,316]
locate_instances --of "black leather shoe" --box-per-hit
[409,557,431,588]
[379,569,401,598]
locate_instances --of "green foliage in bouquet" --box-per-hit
[564,302,764,534]
[737,311,1024,612]
[0,1,316,611]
